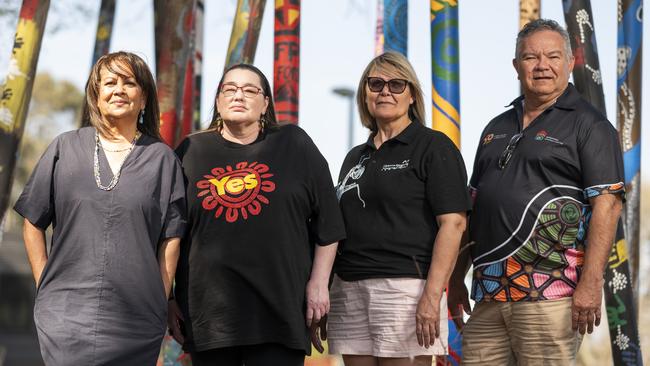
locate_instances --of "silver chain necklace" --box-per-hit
[94,131,140,191]
[101,144,133,153]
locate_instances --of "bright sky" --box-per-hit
[1,0,648,181]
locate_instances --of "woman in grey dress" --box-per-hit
[14,51,186,365]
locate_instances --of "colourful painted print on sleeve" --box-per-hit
[468,84,625,302]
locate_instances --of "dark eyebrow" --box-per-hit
[222,82,261,88]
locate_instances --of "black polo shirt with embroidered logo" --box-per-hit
[468,83,625,302]
[335,121,472,281]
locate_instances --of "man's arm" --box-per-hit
[572,193,622,334]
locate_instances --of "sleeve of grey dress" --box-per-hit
[160,156,187,241]
[14,136,60,230]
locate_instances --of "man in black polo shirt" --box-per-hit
[449,19,624,364]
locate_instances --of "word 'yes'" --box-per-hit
[209,173,258,195]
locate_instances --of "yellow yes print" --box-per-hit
[209,173,258,195]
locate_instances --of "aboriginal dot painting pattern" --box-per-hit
[472,199,587,302]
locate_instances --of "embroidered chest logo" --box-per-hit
[381,159,409,171]
[535,130,564,145]
[196,162,276,223]
[483,133,494,145]
[482,133,507,145]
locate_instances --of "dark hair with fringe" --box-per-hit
[208,63,278,130]
[84,51,160,139]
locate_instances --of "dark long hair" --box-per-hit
[84,51,161,139]
[208,64,278,130]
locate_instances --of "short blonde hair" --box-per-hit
[356,52,426,132]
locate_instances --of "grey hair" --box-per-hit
[515,19,573,59]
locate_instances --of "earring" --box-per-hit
[215,114,224,129]
[259,115,267,131]
[138,109,145,124]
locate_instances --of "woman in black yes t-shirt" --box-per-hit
[168,64,345,366]
[329,52,472,365]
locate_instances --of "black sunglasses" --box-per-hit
[366,77,409,94]
[498,133,524,169]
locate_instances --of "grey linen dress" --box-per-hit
[14,127,186,365]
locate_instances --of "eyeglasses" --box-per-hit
[221,84,264,98]
[498,133,524,169]
[366,77,409,94]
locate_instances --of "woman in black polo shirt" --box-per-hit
[329,52,472,365]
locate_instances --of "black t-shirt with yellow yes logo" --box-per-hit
[174,124,345,354]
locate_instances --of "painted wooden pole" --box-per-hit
[154,0,195,147]
[181,4,198,139]
[382,0,407,55]
[0,0,50,223]
[375,0,384,55]
[519,0,540,30]
[609,1,644,364]
[431,2,461,365]
[92,0,116,65]
[616,0,642,306]
[158,3,197,361]
[430,0,460,148]
[518,0,539,95]
[225,0,267,69]
[193,0,204,131]
[562,0,606,113]
[81,0,116,128]
[273,0,300,125]
[563,2,642,364]
[604,225,643,365]
[181,55,194,139]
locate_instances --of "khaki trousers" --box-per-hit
[461,297,582,366]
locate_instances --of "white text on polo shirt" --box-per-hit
[381,160,410,171]
[535,130,565,145]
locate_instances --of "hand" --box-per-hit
[305,279,329,327]
[416,289,441,348]
[571,278,603,335]
[447,277,471,330]
[310,314,328,353]
[167,299,186,345]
